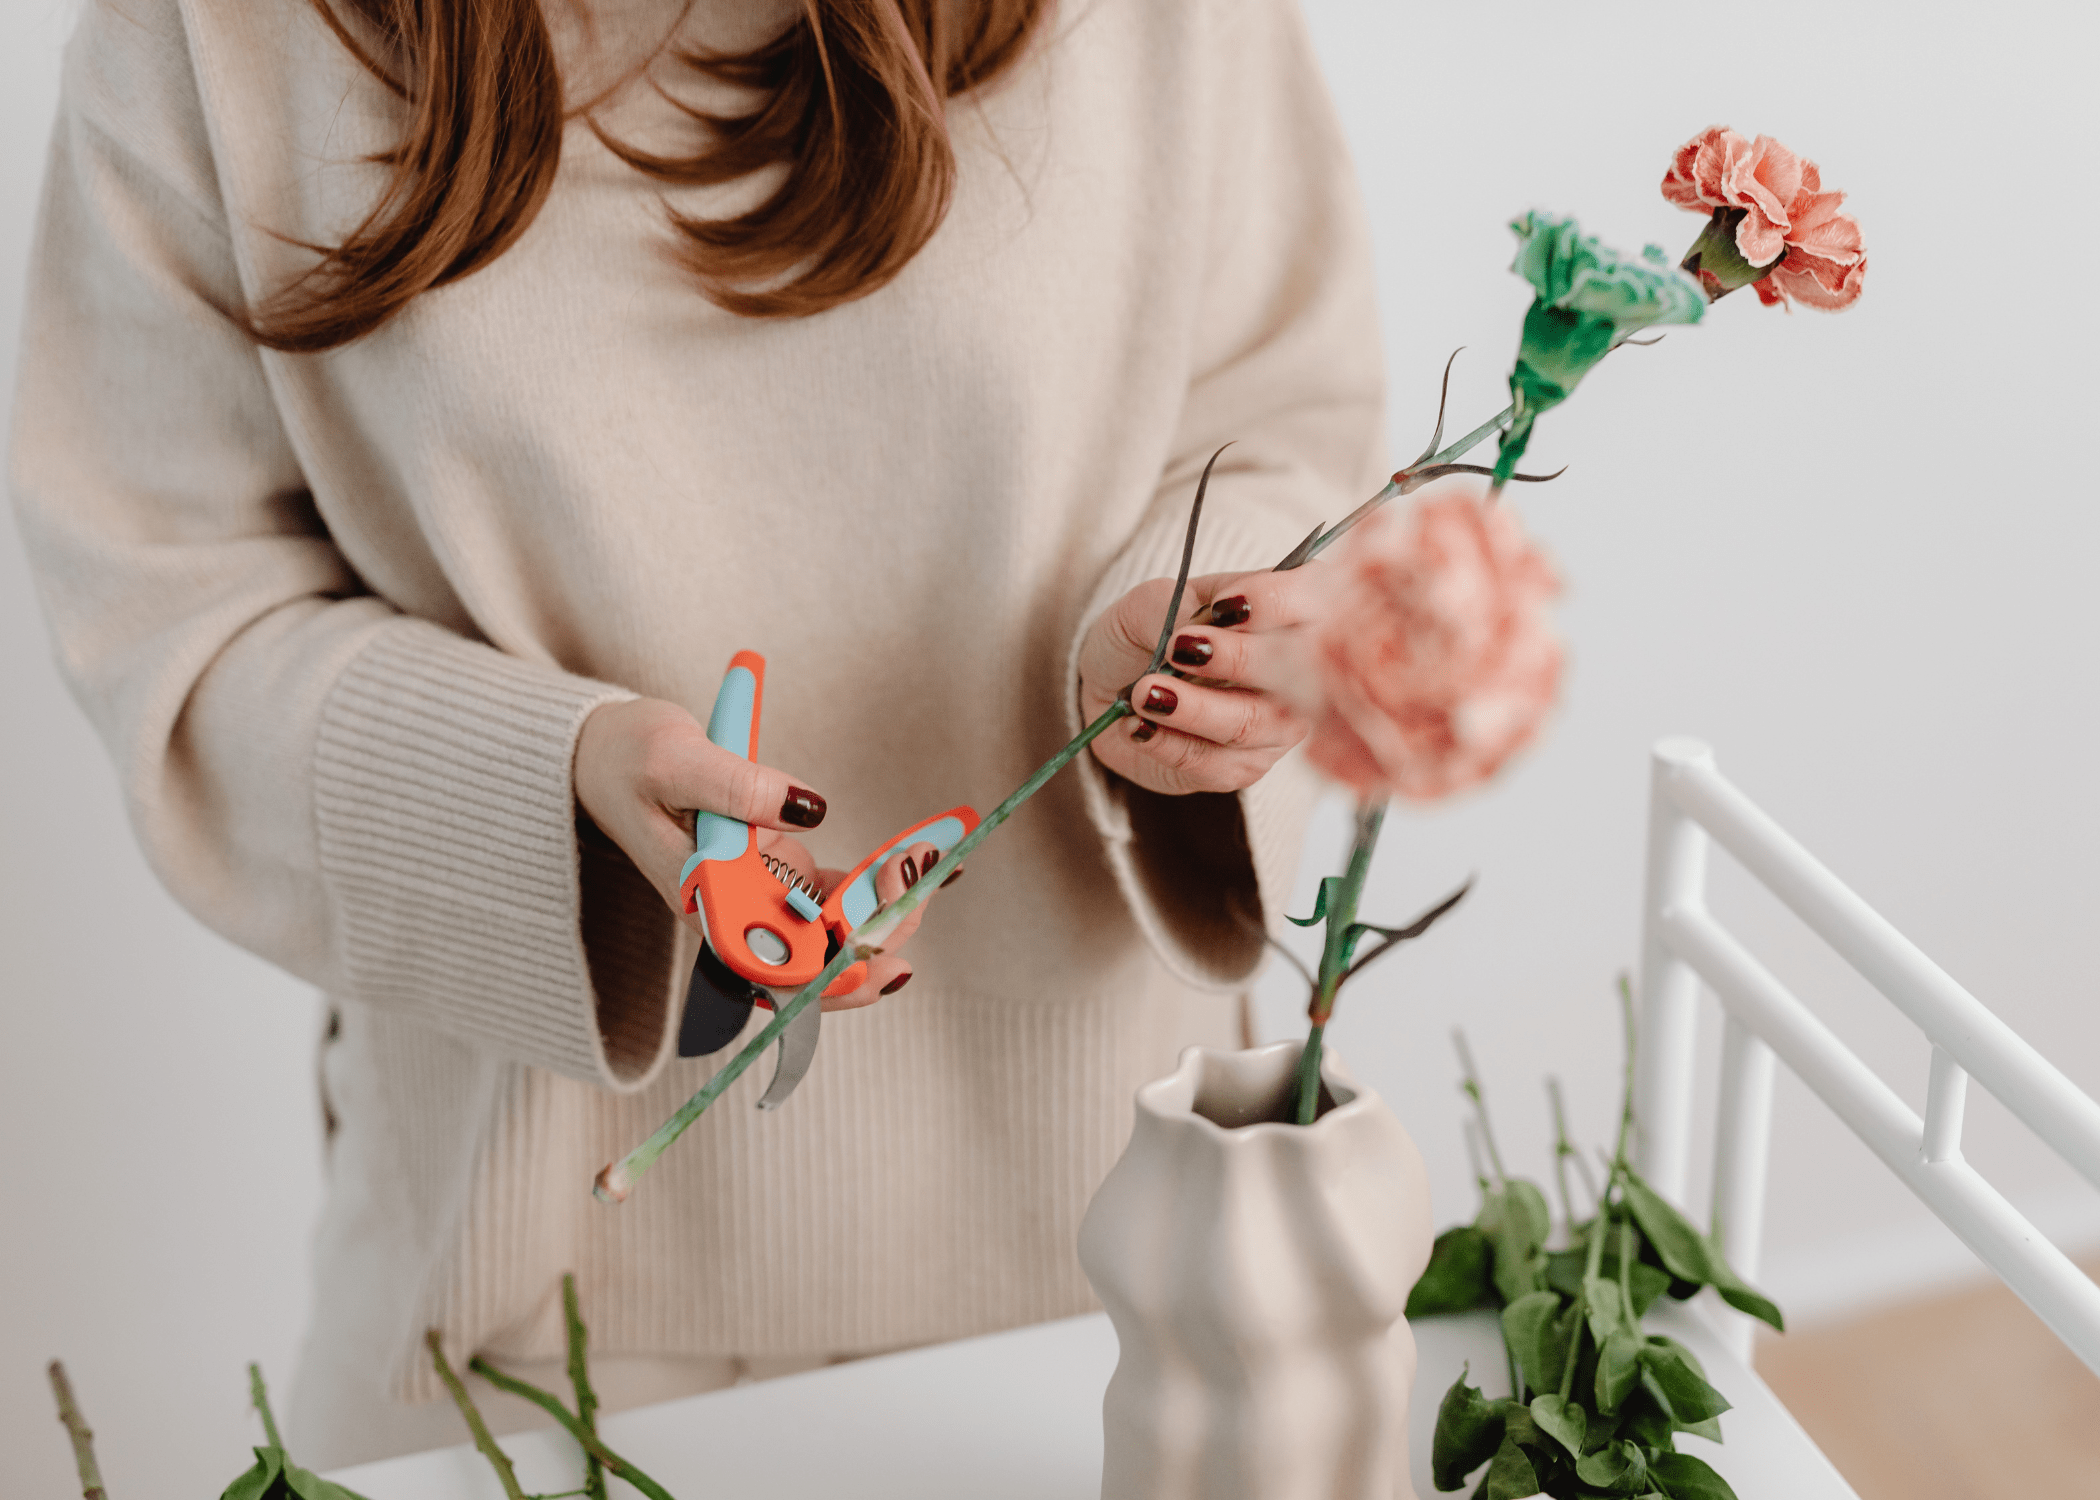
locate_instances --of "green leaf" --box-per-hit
[1411,1226,1497,1317]
[1620,1388,1675,1450]
[1490,1181,1553,1304]
[1501,1291,1569,1398]
[1432,1369,1508,1491]
[1620,1174,1783,1331]
[221,1445,373,1500]
[1528,1394,1585,1458]
[1677,1414,1725,1445]
[1545,1249,1668,1316]
[1585,1279,1636,1348]
[1287,878,1339,928]
[222,1450,283,1500]
[284,1463,374,1500]
[1594,1332,1642,1414]
[1477,1434,1542,1500]
[1710,1269,1785,1334]
[1619,1174,1719,1287]
[1647,1451,1740,1500]
[1575,1439,1649,1495]
[1639,1340,1731,1426]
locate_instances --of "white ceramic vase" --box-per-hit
[1078,1041,1433,1500]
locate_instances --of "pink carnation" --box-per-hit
[1663,126,1867,310]
[1300,492,1562,801]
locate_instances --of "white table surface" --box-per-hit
[327,1302,1855,1498]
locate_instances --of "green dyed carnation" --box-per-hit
[1494,213,1705,483]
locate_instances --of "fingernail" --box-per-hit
[1131,720,1159,743]
[900,855,919,887]
[923,849,940,869]
[941,865,964,887]
[781,788,826,828]
[880,972,912,996]
[1171,634,1213,668]
[1210,595,1251,628]
[1143,685,1179,715]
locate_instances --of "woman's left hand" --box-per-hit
[1079,566,1321,796]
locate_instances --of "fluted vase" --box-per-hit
[1077,1041,1433,1500]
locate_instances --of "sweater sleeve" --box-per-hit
[5,0,672,1089]
[1063,0,1388,990]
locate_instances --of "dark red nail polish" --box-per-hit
[923,849,940,869]
[880,972,912,996]
[1211,595,1251,628]
[781,787,826,828]
[941,865,964,887]
[900,855,919,887]
[1171,634,1213,668]
[1144,685,1179,715]
[1131,720,1159,743]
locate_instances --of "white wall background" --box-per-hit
[3,0,2095,1490]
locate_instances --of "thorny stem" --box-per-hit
[1454,1028,1510,1185]
[562,1275,606,1500]
[469,1359,678,1500]
[428,1331,527,1500]
[1295,798,1388,1124]
[47,1361,108,1500]
[247,1363,284,1452]
[599,448,1231,1200]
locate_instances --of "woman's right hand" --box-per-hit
[574,696,928,1007]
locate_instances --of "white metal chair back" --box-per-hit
[1632,738,2100,1369]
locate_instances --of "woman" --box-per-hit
[9,0,1384,1465]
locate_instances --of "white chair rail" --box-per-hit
[1630,738,2100,1371]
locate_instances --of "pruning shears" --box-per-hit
[675,650,978,1108]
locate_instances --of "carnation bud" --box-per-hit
[1678,207,1783,302]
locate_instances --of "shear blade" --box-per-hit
[755,988,822,1110]
[678,943,762,1058]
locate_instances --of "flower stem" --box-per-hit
[1454,1028,1510,1186]
[596,697,1137,1202]
[562,1275,605,1500]
[247,1362,284,1451]
[46,1361,108,1500]
[1295,797,1387,1123]
[1290,403,1516,568]
[427,1332,527,1500]
[469,1359,678,1500]
[1612,973,1637,1170]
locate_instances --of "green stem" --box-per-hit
[1293,403,1516,567]
[561,1276,605,1500]
[1546,1077,1582,1234]
[1613,973,1637,1170]
[427,1332,527,1500]
[469,1359,678,1500]
[247,1363,284,1451]
[1454,1028,1511,1185]
[1295,798,1387,1124]
[47,1362,108,1500]
[1562,1209,1611,1402]
[598,697,1137,1201]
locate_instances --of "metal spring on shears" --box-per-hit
[759,851,824,904]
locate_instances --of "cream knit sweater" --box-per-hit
[10,0,1385,1459]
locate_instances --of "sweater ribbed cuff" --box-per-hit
[1064,498,1327,991]
[313,620,666,1087]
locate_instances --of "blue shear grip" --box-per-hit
[837,814,972,930]
[676,661,763,893]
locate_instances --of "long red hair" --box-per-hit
[245,0,1050,352]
